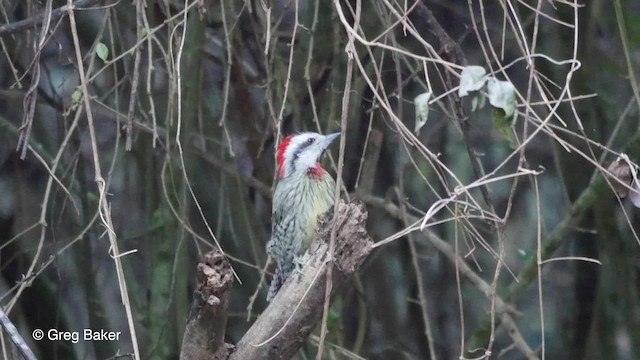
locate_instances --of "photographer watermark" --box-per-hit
[32,328,122,344]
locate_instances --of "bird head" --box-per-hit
[276,132,340,179]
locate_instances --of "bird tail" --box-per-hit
[266,267,286,302]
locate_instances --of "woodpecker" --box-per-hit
[266,131,341,301]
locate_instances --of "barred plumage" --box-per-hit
[266,132,340,302]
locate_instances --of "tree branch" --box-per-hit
[229,200,373,359]
[359,194,538,359]
[0,0,107,37]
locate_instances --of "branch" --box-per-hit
[0,0,106,37]
[0,307,37,360]
[412,2,465,63]
[229,200,373,360]
[180,251,234,360]
[359,194,538,359]
[468,130,640,349]
[195,147,273,200]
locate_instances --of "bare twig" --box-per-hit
[0,0,105,36]
[125,0,144,150]
[359,194,537,359]
[67,1,141,358]
[317,2,358,358]
[396,187,438,360]
[17,0,52,159]
[0,307,37,360]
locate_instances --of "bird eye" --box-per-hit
[306,138,316,145]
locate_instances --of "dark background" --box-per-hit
[0,0,639,359]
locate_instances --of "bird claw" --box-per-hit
[293,252,312,275]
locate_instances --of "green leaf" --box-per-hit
[458,65,487,97]
[96,42,109,63]
[517,248,534,262]
[487,77,517,119]
[492,108,516,147]
[328,307,341,325]
[71,88,83,104]
[150,208,169,229]
[140,28,150,39]
[414,92,431,135]
[86,191,98,204]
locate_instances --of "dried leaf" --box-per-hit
[414,92,431,135]
[458,66,487,97]
[487,77,517,119]
[606,158,633,197]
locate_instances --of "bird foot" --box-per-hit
[293,252,312,275]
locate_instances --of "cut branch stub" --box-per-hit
[180,250,234,360]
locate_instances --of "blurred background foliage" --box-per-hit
[0,0,639,359]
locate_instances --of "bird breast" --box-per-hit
[274,172,336,249]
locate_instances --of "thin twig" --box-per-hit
[317,2,357,358]
[360,193,537,359]
[66,1,141,358]
[0,0,106,36]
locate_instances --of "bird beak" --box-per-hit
[322,132,341,149]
